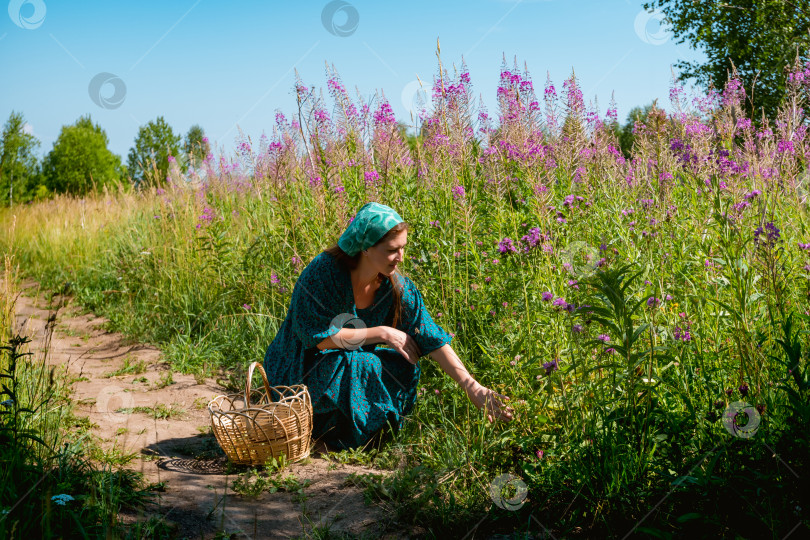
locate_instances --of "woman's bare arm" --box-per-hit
[316,326,388,351]
[428,344,514,422]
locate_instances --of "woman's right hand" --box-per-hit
[383,327,421,365]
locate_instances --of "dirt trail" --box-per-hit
[13,281,397,539]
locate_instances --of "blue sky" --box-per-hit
[0,0,704,160]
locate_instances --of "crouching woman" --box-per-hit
[263,202,513,450]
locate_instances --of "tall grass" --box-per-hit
[2,55,809,536]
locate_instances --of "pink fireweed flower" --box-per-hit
[364,170,380,186]
[451,185,466,201]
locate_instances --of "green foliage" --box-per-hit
[615,102,656,157]
[42,115,123,196]
[0,111,41,206]
[643,0,810,119]
[184,124,210,169]
[127,116,183,188]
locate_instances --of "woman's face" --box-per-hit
[367,229,407,276]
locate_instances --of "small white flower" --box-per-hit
[51,494,74,506]
[140,251,151,256]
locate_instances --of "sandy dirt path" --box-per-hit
[13,281,400,539]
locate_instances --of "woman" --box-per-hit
[263,202,513,450]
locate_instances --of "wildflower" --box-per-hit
[542,358,559,375]
[646,297,660,308]
[725,388,733,397]
[51,494,74,506]
[754,222,781,249]
[552,297,567,309]
[242,304,251,311]
[597,334,610,342]
[270,274,280,285]
[738,383,749,398]
[451,185,466,201]
[502,302,508,308]
[536,449,544,459]
[605,347,616,354]
[490,310,497,317]
[492,258,500,265]
[509,360,516,366]
[364,170,380,186]
[756,404,766,415]
[714,400,725,410]
[430,220,440,228]
[497,237,518,254]
[485,277,492,283]
[665,294,673,301]
[572,324,583,333]
[567,279,579,289]
[437,312,443,318]
[541,291,553,302]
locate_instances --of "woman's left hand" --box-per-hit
[464,381,514,423]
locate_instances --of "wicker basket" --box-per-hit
[208,362,313,466]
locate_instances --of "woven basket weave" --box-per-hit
[208,362,313,466]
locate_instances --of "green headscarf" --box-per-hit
[338,202,404,256]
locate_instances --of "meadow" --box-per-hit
[2,58,810,537]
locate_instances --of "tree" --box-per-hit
[127,116,183,187]
[42,115,123,196]
[0,111,41,206]
[184,124,210,170]
[612,103,656,158]
[643,0,810,120]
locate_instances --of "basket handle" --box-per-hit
[245,361,273,407]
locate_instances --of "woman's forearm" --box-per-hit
[428,344,476,392]
[316,326,389,351]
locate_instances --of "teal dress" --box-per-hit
[263,251,452,449]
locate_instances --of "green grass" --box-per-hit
[115,403,185,420]
[104,356,148,378]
